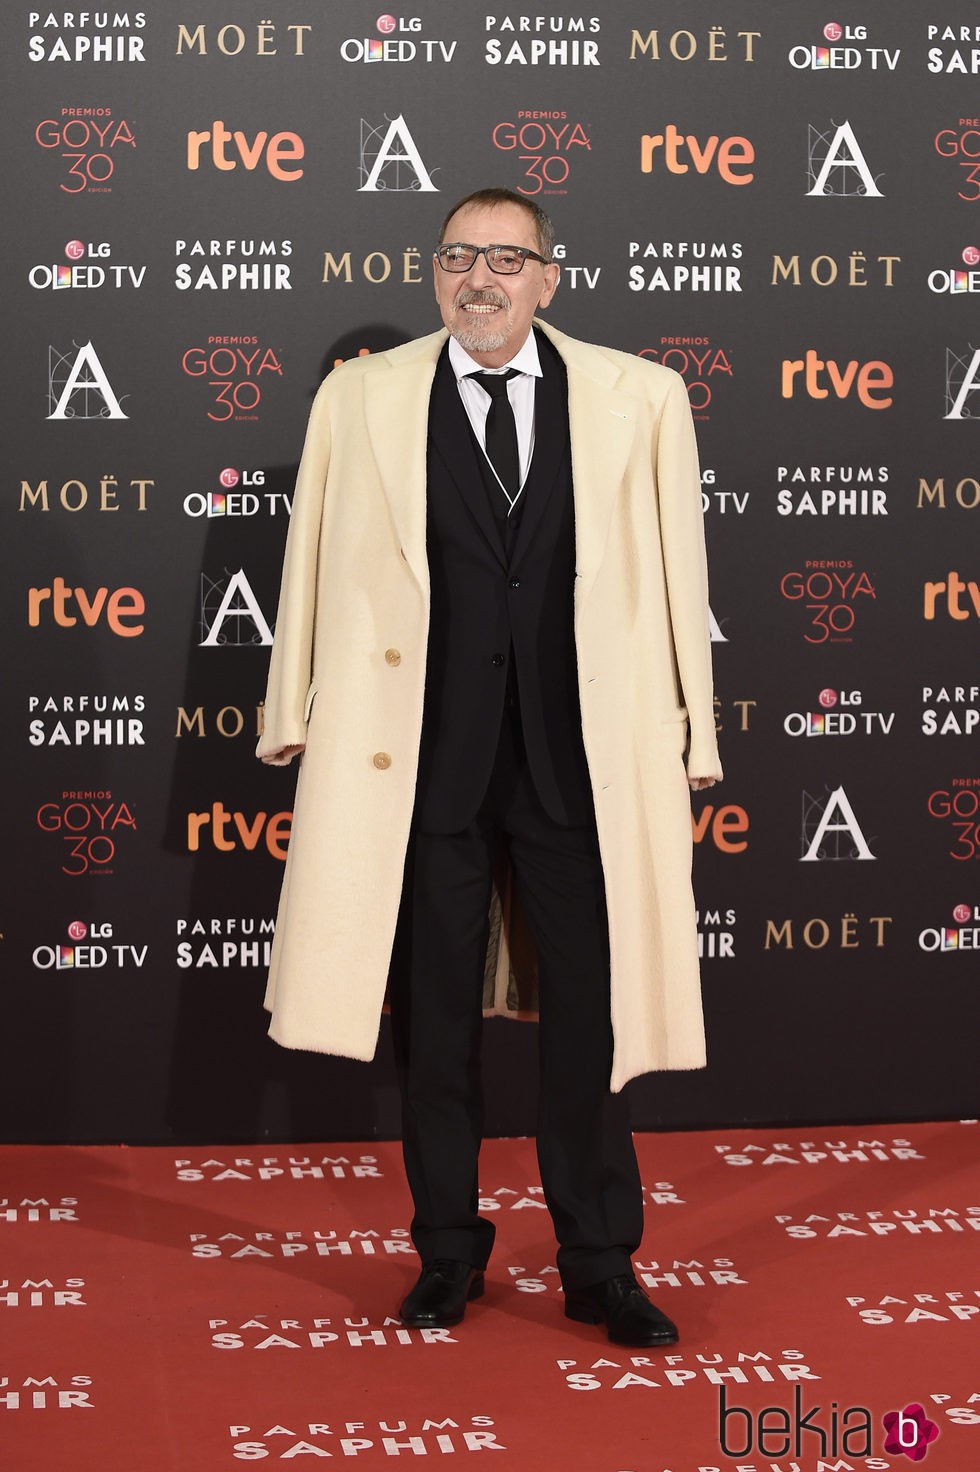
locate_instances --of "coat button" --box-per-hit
[491,652,505,667]
[384,648,401,666]
[508,578,520,589]
[372,752,392,770]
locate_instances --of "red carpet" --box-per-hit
[3,1121,978,1471]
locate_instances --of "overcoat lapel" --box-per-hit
[362,334,442,593]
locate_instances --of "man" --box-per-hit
[257,188,722,1348]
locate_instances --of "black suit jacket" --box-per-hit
[413,330,593,832]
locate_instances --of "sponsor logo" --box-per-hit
[697,906,736,958]
[701,468,749,515]
[186,803,291,860]
[918,472,980,509]
[29,692,145,748]
[928,243,980,293]
[777,1205,980,1238]
[800,785,876,862]
[189,1225,412,1258]
[919,901,980,951]
[186,121,304,181]
[181,339,283,422]
[640,126,754,184]
[176,21,312,57]
[34,110,136,193]
[934,118,980,200]
[777,464,888,516]
[0,1199,78,1223]
[779,561,876,644]
[19,475,152,513]
[713,696,756,732]
[922,685,980,736]
[485,14,600,67]
[781,350,893,408]
[765,913,892,950]
[783,687,894,737]
[551,240,600,289]
[176,238,292,291]
[358,114,437,191]
[927,24,980,75]
[926,778,980,860]
[228,1417,503,1458]
[35,790,137,876]
[637,336,733,420]
[806,119,882,196]
[0,1375,93,1409]
[0,1278,86,1307]
[789,21,900,71]
[322,246,424,285]
[848,1291,978,1329]
[923,571,980,620]
[491,112,591,196]
[692,800,749,854]
[341,14,456,64]
[715,1137,924,1166]
[199,568,273,646]
[29,239,146,291]
[509,1255,746,1293]
[629,27,760,63]
[176,702,265,740]
[182,467,291,518]
[772,249,899,288]
[629,239,742,293]
[944,344,980,418]
[211,1314,458,1350]
[28,579,144,637]
[47,340,128,419]
[560,1347,818,1393]
[32,919,147,970]
[174,1153,382,1182]
[28,10,145,62]
[176,916,275,969]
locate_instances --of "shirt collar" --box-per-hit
[448,329,542,382]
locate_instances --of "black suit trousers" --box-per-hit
[389,702,643,1291]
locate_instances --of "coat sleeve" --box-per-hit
[256,380,333,766]
[655,370,723,782]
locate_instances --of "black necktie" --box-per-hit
[470,369,520,505]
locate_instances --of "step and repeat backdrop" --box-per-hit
[2,3,978,1143]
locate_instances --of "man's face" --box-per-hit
[433,201,560,368]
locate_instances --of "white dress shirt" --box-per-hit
[448,331,541,510]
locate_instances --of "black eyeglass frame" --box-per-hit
[434,242,551,274]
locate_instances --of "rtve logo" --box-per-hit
[28,578,144,636]
[186,121,304,180]
[924,572,980,620]
[640,125,754,184]
[781,351,893,409]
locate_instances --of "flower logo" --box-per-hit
[882,1404,939,1462]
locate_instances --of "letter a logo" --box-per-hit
[944,346,980,420]
[48,340,129,420]
[800,785,876,861]
[806,120,883,198]
[358,114,438,192]
[200,569,274,647]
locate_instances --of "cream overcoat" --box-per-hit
[256,319,722,1091]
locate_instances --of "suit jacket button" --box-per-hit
[508,578,520,589]
[384,648,401,666]
[373,752,392,770]
[491,652,505,667]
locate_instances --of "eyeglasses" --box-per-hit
[434,242,550,275]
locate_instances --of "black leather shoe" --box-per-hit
[399,1259,485,1328]
[564,1272,679,1346]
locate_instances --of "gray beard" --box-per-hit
[450,322,509,353]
